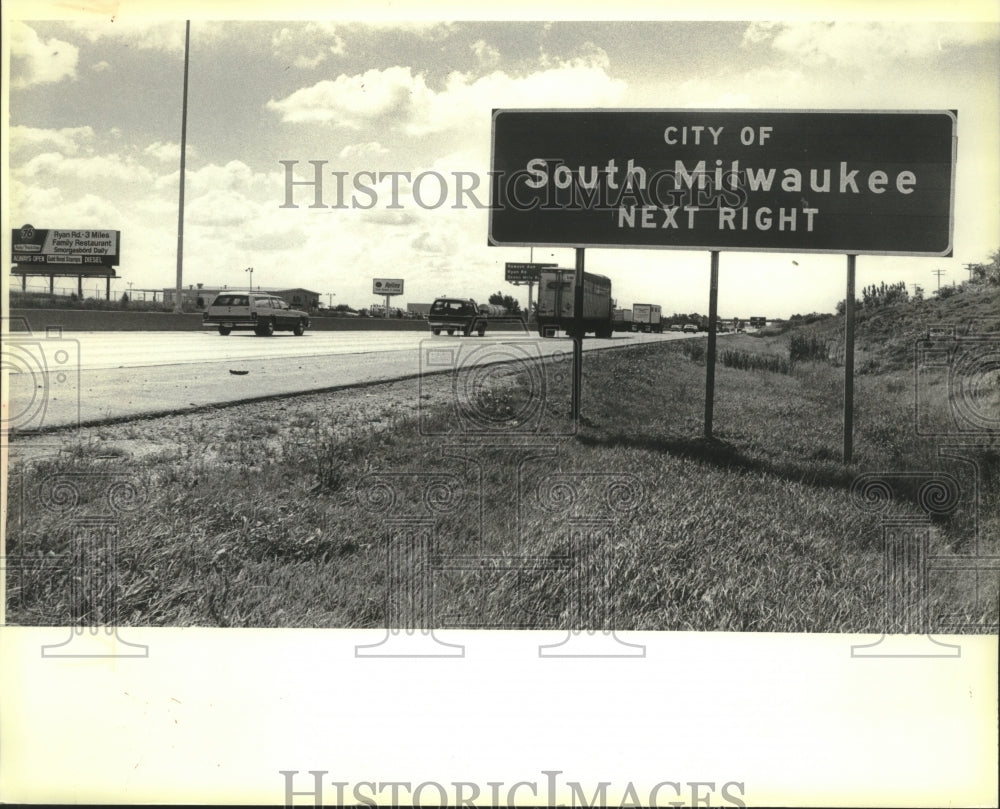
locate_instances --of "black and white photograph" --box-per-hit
[2,1,998,806]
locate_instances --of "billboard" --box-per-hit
[12,224,121,267]
[372,278,404,295]
[489,110,956,255]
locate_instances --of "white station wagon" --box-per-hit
[203,291,310,336]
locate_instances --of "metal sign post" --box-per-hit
[572,248,585,421]
[705,251,720,439]
[844,255,857,464]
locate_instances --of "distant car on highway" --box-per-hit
[682,323,699,333]
[428,297,487,336]
[669,324,683,332]
[203,291,310,336]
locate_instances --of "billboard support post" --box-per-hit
[572,248,585,421]
[372,279,404,317]
[705,251,720,439]
[844,255,857,464]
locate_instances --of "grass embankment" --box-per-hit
[5,302,998,631]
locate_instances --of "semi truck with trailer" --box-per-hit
[631,303,663,333]
[536,269,614,338]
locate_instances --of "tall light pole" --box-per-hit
[245,266,254,290]
[174,20,191,313]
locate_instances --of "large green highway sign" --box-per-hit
[489,109,955,256]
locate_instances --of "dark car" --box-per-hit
[428,297,486,336]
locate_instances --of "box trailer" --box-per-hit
[536,269,614,338]
[632,303,663,333]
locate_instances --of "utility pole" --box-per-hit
[932,268,946,290]
[174,20,190,313]
[964,263,976,282]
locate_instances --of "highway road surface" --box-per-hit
[4,328,696,430]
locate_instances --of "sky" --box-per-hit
[4,4,1000,319]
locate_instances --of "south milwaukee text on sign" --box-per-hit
[488,109,956,255]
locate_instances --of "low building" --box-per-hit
[274,288,321,311]
[161,284,221,309]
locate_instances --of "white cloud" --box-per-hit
[338,141,390,159]
[361,209,420,227]
[9,177,125,229]
[8,126,95,156]
[409,63,625,135]
[266,66,431,127]
[9,22,79,87]
[267,58,627,135]
[672,66,809,108]
[271,22,345,69]
[743,21,999,67]
[144,141,184,163]
[410,230,452,254]
[7,178,67,217]
[91,60,111,72]
[540,41,612,72]
[15,152,154,185]
[184,160,274,196]
[65,18,223,55]
[185,189,257,228]
[471,39,500,68]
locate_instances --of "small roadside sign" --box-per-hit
[373,278,404,295]
[504,262,556,283]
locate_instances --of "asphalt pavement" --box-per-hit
[4,330,689,430]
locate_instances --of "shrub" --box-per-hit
[719,349,792,374]
[681,340,705,363]
[789,333,831,363]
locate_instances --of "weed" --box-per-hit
[719,349,792,374]
[681,339,705,363]
[789,332,832,363]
